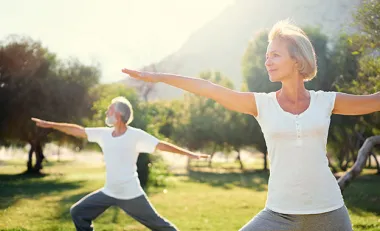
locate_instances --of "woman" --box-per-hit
[122,20,379,231]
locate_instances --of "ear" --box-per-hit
[294,59,300,70]
[115,111,122,121]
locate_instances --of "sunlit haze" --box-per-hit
[0,0,234,82]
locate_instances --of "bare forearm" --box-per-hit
[156,73,256,113]
[122,68,257,115]
[157,73,225,100]
[156,141,195,157]
[50,122,86,138]
[334,92,380,115]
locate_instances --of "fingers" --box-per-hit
[121,68,131,74]
[31,118,49,128]
[31,117,40,122]
[122,68,139,76]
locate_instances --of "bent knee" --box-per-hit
[70,204,81,218]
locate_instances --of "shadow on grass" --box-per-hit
[342,173,380,217]
[0,228,31,231]
[0,171,84,210]
[185,167,269,191]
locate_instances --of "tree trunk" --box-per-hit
[34,141,44,171]
[208,153,215,168]
[370,152,380,175]
[338,148,347,171]
[27,142,34,171]
[327,155,338,173]
[338,135,380,191]
[236,149,244,170]
[208,145,217,168]
[26,139,45,173]
[57,144,61,162]
[367,153,372,168]
[263,152,268,170]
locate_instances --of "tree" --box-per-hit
[0,36,100,173]
[328,0,380,171]
[170,71,235,167]
[338,136,380,191]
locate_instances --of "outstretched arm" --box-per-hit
[122,69,258,116]
[155,141,209,159]
[31,118,87,139]
[333,92,380,115]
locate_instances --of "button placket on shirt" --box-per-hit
[295,116,302,145]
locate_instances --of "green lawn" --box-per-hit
[0,159,379,231]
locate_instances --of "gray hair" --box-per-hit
[268,19,317,81]
[111,96,134,125]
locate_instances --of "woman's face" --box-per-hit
[265,38,298,82]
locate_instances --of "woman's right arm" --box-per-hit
[122,69,258,116]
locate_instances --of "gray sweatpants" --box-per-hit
[70,190,178,231]
[239,206,353,231]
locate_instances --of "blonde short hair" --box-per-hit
[268,19,317,81]
[111,96,134,125]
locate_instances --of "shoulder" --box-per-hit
[252,91,276,119]
[127,126,140,133]
[312,90,337,97]
[312,90,337,102]
[311,90,337,114]
[253,91,273,97]
[127,126,149,136]
[84,127,111,134]
[253,91,274,104]
[129,126,159,143]
[85,127,111,131]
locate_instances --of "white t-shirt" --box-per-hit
[85,126,159,200]
[253,90,344,214]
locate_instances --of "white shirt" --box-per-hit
[254,90,344,214]
[85,126,159,200]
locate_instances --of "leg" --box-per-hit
[70,190,114,231]
[239,208,301,231]
[117,194,178,231]
[301,206,353,231]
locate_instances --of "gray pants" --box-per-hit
[239,206,353,231]
[70,190,178,231]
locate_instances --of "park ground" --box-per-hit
[0,146,379,231]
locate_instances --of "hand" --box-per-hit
[121,68,160,83]
[31,118,52,128]
[189,153,210,159]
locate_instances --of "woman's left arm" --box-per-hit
[333,92,380,115]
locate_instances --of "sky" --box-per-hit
[0,0,235,83]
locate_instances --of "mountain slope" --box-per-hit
[125,0,360,100]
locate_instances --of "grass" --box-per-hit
[0,159,379,231]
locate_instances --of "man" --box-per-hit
[32,96,208,231]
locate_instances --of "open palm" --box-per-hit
[31,118,52,128]
[121,68,160,83]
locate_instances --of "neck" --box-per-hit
[279,75,308,102]
[113,123,128,135]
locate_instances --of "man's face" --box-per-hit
[105,104,118,127]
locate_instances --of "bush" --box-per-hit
[136,153,172,190]
[148,154,173,188]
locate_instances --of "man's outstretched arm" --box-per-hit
[155,141,209,159]
[31,118,87,139]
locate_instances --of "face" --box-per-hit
[105,104,119,127]
[265,38,298,82]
